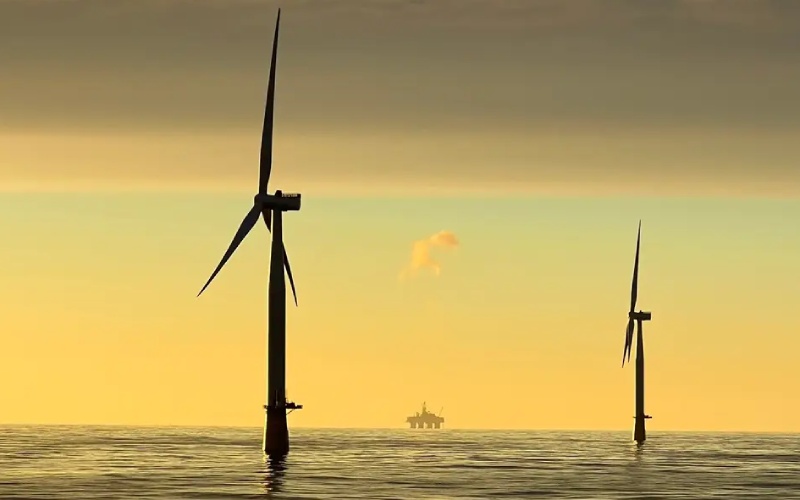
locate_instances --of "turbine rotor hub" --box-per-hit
[254,193,272,206]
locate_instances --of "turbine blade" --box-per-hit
[629,220,641,313]
[630,320,641,363]
[627,320,635,364]
[262,208,271,230]
[261,209,299,307]
[258,9,281,195]
[261,208,272,233]
[197,205,260,296]
[622,319,634,367]
[283,248,299,307]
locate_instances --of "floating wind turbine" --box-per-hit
[197,9,303,456]
[621,221,652,445]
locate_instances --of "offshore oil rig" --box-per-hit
[406,402,445,429]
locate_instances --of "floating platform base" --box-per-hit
[633,414,652,445]
[408,421,442,429]
[263,407,289,455]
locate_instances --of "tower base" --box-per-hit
[263,406,289,455]
[633,415,651,444]
[633,420,646,444]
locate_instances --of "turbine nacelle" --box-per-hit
[629,310,652,322]
[254,191,302,212]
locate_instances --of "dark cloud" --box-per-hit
[3,0,800,195]
[2,0,800,133]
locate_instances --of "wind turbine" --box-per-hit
[621,221,652,445]
[197,9,303,456]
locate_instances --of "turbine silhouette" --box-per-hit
[197,8,297,306]
[197,9,302,456]
[621,221,653,445]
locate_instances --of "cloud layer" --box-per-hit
[4,0,800,133]
[3,0,800,196]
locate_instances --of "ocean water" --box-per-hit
[0,426,798,499]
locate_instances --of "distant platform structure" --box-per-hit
[406,402,444,429]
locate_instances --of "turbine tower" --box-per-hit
[621,221,652,445]
[197,9,302,456]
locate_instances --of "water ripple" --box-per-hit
[0,426,798,499]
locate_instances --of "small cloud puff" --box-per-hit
[400,230,460,280]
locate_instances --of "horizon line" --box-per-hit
[1,423,797,435]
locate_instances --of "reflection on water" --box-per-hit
[633,440,646,460]
[262,454,286,494]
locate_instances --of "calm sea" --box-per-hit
[0,426,798,499]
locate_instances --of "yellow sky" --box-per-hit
[0,192,798,432]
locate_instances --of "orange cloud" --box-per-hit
[400,230,460,280]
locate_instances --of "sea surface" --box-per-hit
[0,426,798,499]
